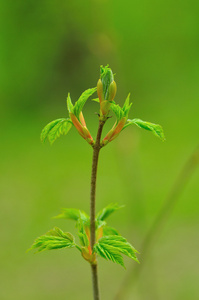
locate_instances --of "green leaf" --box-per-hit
[92,98,100,102]
[93,235,139,267]
[110,103,124,121]
[95,220,106,230]
[67,93,74,113]
[46,227,74,241]
[40,118,72,144]
[54,208,89,221]
[122,93,132,118]
[100,65,114,100]
[77,217,89,247]
[103,226,119,236]
[124,118,165,141]
[73,88,96,119]
[75,211,90,246]
[96,203,124,221]
[94,242,125,267]
[28,227,75,253]
[54,209,90,247]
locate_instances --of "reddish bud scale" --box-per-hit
[79,111,86,127]
[70,112,94,146]
[81,247,96,264]
[85,227,92,255]
[102,117,127,145]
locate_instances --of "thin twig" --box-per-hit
[114,144,199,300]
[90,119,105,300]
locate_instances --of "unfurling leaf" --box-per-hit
[67,93,74,113]
[93,235,139,268]
[73,88,96,119]
[28,227,75,253]
[103,226,119,236]
[123,118,165,141]
[110,94,132,122]
[54,208,89,223]
[96,203,124,221]
[40,118,72,144]
[77,218,89,247]
[110,103,124,121]
[122,94,132,118]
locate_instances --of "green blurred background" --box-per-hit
[0,0,199,299]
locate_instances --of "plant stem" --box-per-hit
[90,119,105,300]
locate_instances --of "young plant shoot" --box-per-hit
[29,65,165,300]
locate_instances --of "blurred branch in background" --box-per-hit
[114,144,199,300]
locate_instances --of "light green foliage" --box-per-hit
[122,94,132,118]
[96,203,124,221]
[100,65,114,100]
[67,88,96,118]
[54,209,90,247]
[40,118,72,144]
[28,227,75,253]
[110,94,132,122]
[110,103,124,121]
[103,226,119,236]
[76,211,90,246]
[73,88,96,119]
[29,203,138,267]
[93,235,139,267]
[92,98,100,103]
[124,118,165,141]
[77,217,89,247]
[54,208,89,221]
[66,93,74,113]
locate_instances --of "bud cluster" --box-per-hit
[40,65,164,147]
[97,65,117,117]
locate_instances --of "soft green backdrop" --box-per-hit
[0,1,199,299]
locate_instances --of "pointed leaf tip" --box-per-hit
[123,118,165,141]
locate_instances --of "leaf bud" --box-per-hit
[108,80,117,101]
[99,65,115,101]
[97,79,104,103]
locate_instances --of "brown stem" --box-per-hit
[90,119,105,300]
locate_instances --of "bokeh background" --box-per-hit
[0,1,199,299]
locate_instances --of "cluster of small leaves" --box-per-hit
[94,90,165,142]
[109,95,165,141]
[54,208,90,247]
[93,235,139,268]
[41,88,96,145]
[110,94,132,122]
[29,204,139,267]
[40,66,165,145]
[28,227,76,252]
[55,204,122,239]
